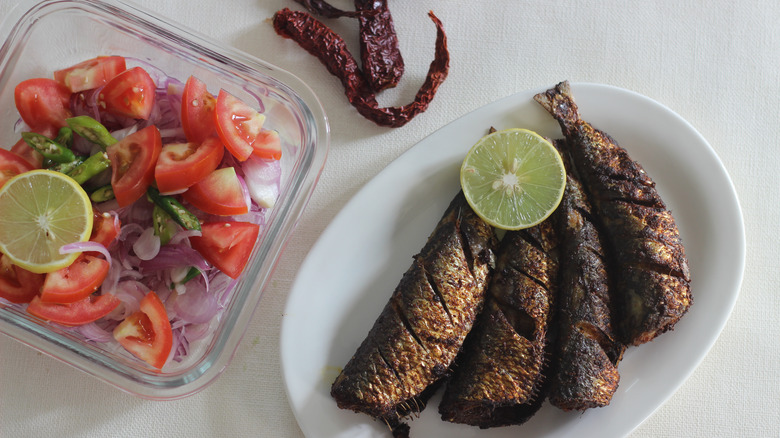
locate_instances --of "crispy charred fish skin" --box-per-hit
[330,191,497,427]
[534,81,692,346]
[438,221,559,428]
[548,147,625,411]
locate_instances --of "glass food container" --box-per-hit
[0,0,329,399]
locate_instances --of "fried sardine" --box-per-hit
[438,222,559,428]
[548,147,625,410]
[330,191,497,432]
[534,81,692,346]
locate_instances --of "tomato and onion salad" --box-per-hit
[0,56,283,370]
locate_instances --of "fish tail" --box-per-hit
[533,81,580,133]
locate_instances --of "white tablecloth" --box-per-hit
[1,0,775,437]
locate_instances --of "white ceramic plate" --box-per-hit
[280,83,745,437]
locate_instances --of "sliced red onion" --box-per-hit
[169,229,202,245]
[120,279,149,296]
[102,258,122,293]
[110,124,139,141]
[171,329,189,363]
[132,227,160,260]
[103,112,140,130]
[154,287,174,304]
[230,208,267,227]
[170,266,211,296]
[122,266,145,281]
[94,198,121,215]
[209,272,239,307]
[107,211,121,243]
[170,318,188,332]
[158,127,185,140]
[121,203,154,230]
[156,86,183,125]
[105,281,147,320]
[158,187,188,196]
[13,118,29,134]
[60,241,112,267]
[171,286,219,325]
[242,156,281,208]
[183,322,212,341]
[169,266,190,284]
[237,174,252,212]
[75,322,114,343]
[138,244,209,272]
[120,255,136,271]
[164,78,185,100]
[69,87,104,130]
[118,222,145,241]
[144,97,163,127]
[165,83,185,119]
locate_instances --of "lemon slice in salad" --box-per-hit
[0,169,93,273]
[460,128,566,230]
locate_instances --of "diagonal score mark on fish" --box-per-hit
[330,192,496,435]
[534,81,692,347]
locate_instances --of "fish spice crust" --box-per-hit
[439,221,559,428]
[534,81,692,346]
[548,147,625,411]
[331,191,497,425]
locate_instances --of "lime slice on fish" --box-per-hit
[460,128,566,230]
[0,169,93,273]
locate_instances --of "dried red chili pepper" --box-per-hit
[273,9,371,104]
[354,0,405,91]
[273,8,449,128]
[293,0,364,18]
[293,0,404,92]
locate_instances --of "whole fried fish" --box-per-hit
[438,222,559,428]
[330,191,497,434]
[548,147,625,410]
[534,81,692,346]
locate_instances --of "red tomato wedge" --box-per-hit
[107,125,162,206]
[90,210,121,248]
[10,138,44,169]
[181,75,217,143]
[27,293,120,326]
[14,78,72,137]
[113,291,172,369]
[251,129,282,160]
[182,167,248,216]
[0,148,35,189]
[98,66,156,120]
[215,90,265,161]
[54,56,127,93]
[190,221,259,279]
[39,254,110,304]
[154,137,224,194]
[0,254,45,304]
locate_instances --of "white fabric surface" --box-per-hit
[0,0,776,437]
